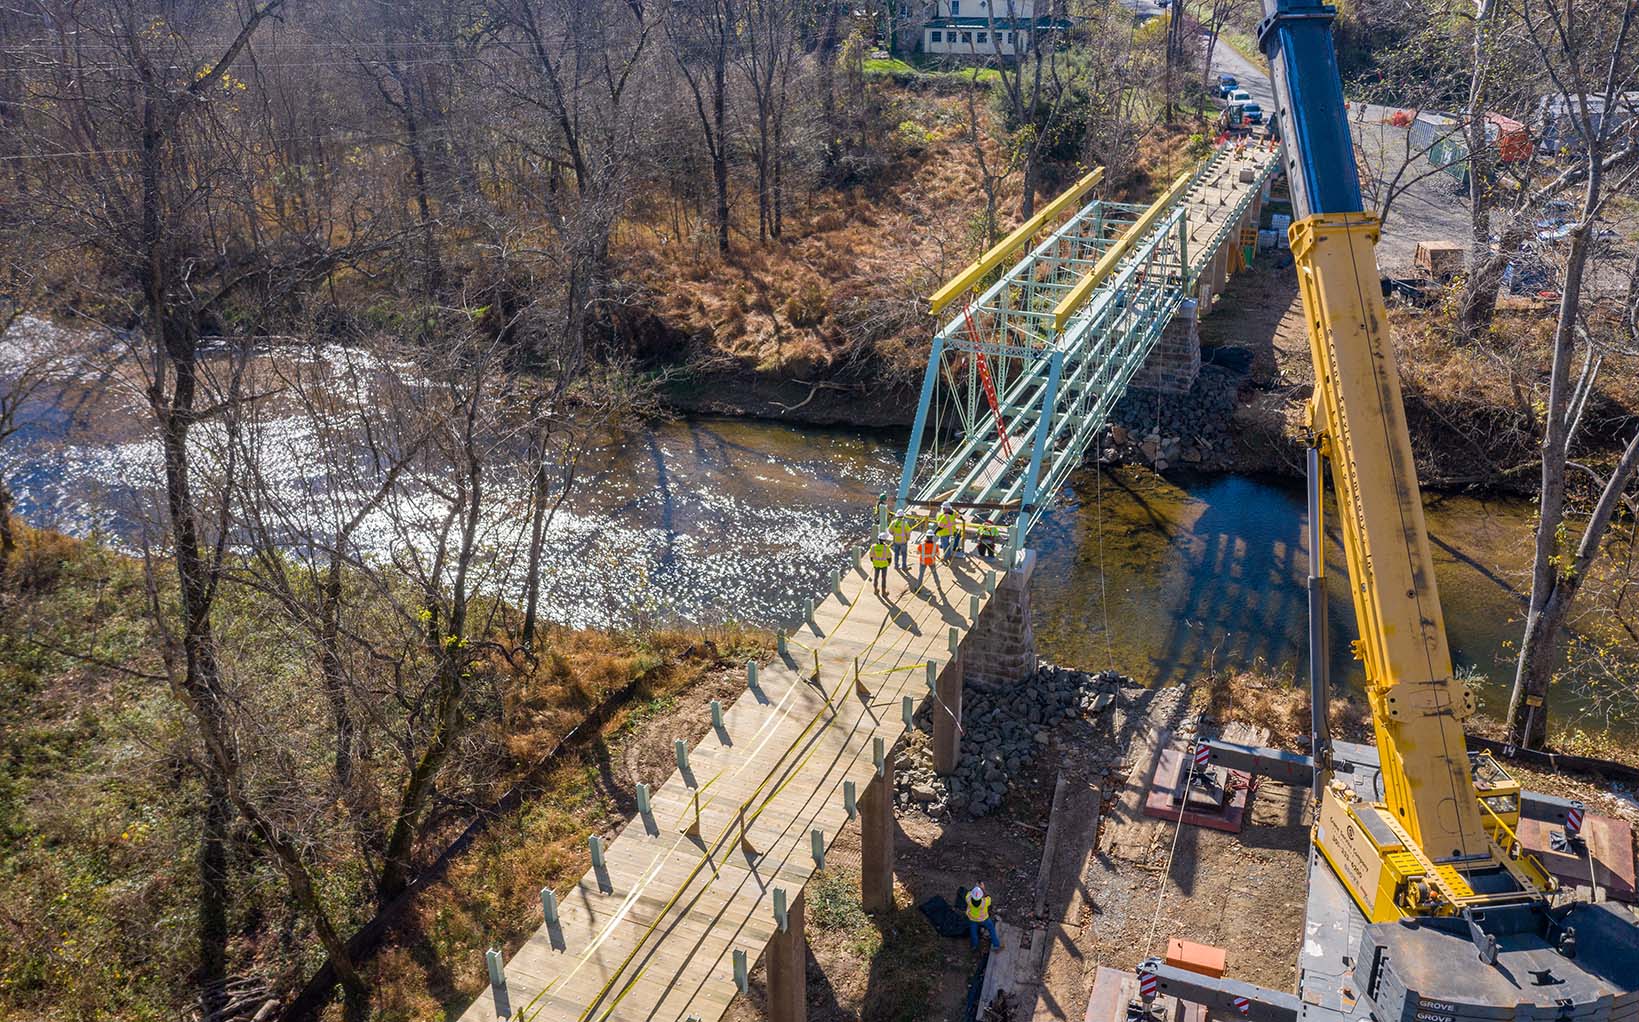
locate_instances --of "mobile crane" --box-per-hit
[1141,1,1639,1021]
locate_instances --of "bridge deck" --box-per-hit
[1183,142,1277,280]
[464,550,1004,1022]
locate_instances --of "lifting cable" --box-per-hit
[1143,747,1201,957]
[1095,453,1114,669]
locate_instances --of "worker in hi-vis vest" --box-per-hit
[935,502,958,560]
[975,520,999,558]
[869,532,893,597]
[888,512,914,571]
[966,883,1001,950]
[916,529,940,587]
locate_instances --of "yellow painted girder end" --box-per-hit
[928,166,1105,316]
[1051,167,1196,333]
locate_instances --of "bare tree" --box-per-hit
[739,0,801,242]
[1503,0,1639,749]
[487,0,656,648]
[987,1,1085,217]
[1,3,409,1015]
[668,0,737,255]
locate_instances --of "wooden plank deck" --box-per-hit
[462,548,1009,1022]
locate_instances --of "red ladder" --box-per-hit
[961,302,1013,458]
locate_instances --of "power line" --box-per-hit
[0,50,519,76]
[0,121,547,163]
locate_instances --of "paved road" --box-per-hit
[1113,0,1475,272]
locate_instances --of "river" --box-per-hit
[12,390,1562,727]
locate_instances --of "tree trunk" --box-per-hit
[772,108,785,239]
[1453,0,1503,344]
[1454,220,1526,340]
[402,99,443,297]
[754,110,769,244]
[377,639,465,902]
[520,450,551,651]
[1505,578,1571,748]
[818,0,841,160]
[713,43,730,256]
[0,479,14,589]
[1020,150,1039,220]
[378,441,480,903]
[1507,165,1600,747]
[320,555,353,787]
[197,770,231,1021]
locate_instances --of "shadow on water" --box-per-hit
[10,365,1590,734]
[1032,467,1555,728]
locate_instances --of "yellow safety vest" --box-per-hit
[966,894,991,922]
[889,518,913,543]
[869,542,892,568]
[936,512,956,537]
[980,522,999,539]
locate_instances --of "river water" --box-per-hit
[551,419,1550,728]
[13,392,1552,723]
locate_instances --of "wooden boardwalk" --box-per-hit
[462,547,1006,1022]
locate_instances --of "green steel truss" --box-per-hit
[894,144,1276,548]
[893,182,1185,543]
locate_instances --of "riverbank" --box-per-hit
[651,254,1636,498]
[6,339,1611,743]
[0,525,771,1021]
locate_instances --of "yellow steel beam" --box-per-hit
[1050,168,1195,333]
[1291,212,1490,867]
[928,166,1105,316]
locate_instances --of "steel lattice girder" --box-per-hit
[895,149,1251,541]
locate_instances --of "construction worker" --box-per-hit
[975,519,999,557]
[916,529,940,587]
[965,883,1002,951]
[888,510,914,571]
[935,502,958,560]
[869,532,893,597]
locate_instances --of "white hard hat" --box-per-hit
[879,532,890,541]
[970,885,984,900]
[942,502,953,510]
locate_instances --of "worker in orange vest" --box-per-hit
[915,529,940,587]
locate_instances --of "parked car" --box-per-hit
[1225,88,1253,105]
[1217,74,1238,97]
[1216,101,1263,132]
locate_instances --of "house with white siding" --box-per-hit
[920,0,1070,59]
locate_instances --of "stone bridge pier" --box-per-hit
[1135,169,1272,396]
[925,550,1038,780]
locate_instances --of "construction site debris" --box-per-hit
[896,665,1130,817]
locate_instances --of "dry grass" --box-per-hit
[1190,667,1369,751]
[615,86,1028,380]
